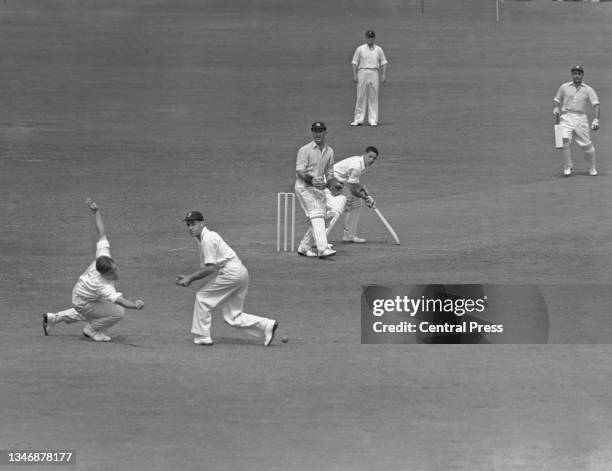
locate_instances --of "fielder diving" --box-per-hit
[42,199,145,342]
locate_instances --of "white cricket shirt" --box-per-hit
[352,44,388,70]
[554,82,599,115]
[333,155,367,184]
[72,238,122,305]
[199,227,239,268]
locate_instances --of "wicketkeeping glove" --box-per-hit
[326,177,344,195]
[311,176,325,189]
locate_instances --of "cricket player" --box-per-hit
[42,199,145,342]
[350,30,388,127]
[325,146,379,243]
[553,65,600,176]
[176,211,278,346]
[295,121,337,259]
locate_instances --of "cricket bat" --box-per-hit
[554,115,563,149]
[374,208,401,245]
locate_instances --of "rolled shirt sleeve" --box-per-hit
[587,87,599,107]
[199,227,238,269]
[96,237,111,258]
[333,156,366,184]
[98,284,122,304]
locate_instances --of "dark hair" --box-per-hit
[96,256,116,275]
[365,146,379,156]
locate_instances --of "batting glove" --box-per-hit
[591,118,599,131]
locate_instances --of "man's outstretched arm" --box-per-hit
[86,197,106,241]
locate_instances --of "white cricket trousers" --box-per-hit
[191,260,270,339]
[559,112,596,170]
[325,188,363,238]
[560,112,593,148]
[53,301,125,332]
[354,69,380,125]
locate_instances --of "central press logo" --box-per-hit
[361,284,549,344]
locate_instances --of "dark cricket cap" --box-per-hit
[311,121,326,130]
[183,210,204,222]
[571,65,584,73]
[365,30,376,37]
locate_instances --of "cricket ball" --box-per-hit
[281,336,289,344]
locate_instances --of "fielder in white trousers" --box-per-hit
[177,211,278,346]
[353,69,381,126]
[43,199,145,342]
[191,259,270,341]
[351,30,388,126]
[49,303,124,333]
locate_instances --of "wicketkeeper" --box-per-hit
[295,121,337,258]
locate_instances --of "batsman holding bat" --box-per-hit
[553,65,600,176]
[325,146,379,243]
[42,199,145,342]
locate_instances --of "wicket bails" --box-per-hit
[277,192,295,252]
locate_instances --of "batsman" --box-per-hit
[553,65,600,176]
[325,146,379,243]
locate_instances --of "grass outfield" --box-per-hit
[2,1,612,469]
